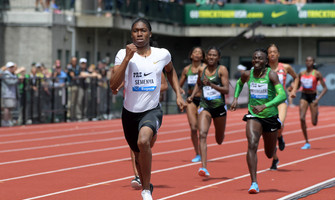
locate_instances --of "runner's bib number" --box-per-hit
[132,72,157,91]
[203,85,221,100]
[250,82,268,99]
[301,77,313,89]
[187,75,198,86]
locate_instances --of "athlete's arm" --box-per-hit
[179,66,188,88]
[160,72,168,93]
[313,71,328,104]
[207,65,229,95]
[110,43,136,90]
[112,81,124,95]
[285,64,299,98]
[165,61,186,111]
[230,71,249,111]
[265,70,287,108]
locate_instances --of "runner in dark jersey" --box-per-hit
[188,46,229,177]
[231,49,286,194]
[179,47,206,162]
[296,56,327,150]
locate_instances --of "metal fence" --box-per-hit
[0,76,182,127]
[0,76,121,127]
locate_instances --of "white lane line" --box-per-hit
[22,149,335,200]
[3,133,334,183]
[1,122,334,166]
[1,107,330,140]
[277,177,335,200]
[0,107,332,138]
[0,117,187,138]
[157,150,335,200]
[0,123,122,138]
[2,110,333,146]
[1,114,333,153]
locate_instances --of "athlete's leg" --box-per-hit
[186,102,199,156]
[130,149,142,189]
[136,126,154,190]
[213,115,226,145]
[131,149,139,177]
[246,119,262,183]
[198,110,212,169]
[310,102,318,126]
[262,131,278,159]
[131,135,155,190]
[299,99,309,143]
[277,102,287,138]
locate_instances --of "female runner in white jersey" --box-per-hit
[110,18,185,200]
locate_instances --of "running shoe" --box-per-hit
[301,143,311,150]
[191,155,201,162]
[141,189,152,200]
[198,167,210,177]
[278,136,285,151]
[270,159,279,170]
[150,183,154,194]
[248,182,259,194]
[131,176,142,190]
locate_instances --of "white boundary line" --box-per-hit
[23,149,335,200]
[1,122,334,166]
[277,177,335,200]
[157,150,335,200]
[1,108,332,140]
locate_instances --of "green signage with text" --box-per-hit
[185,4,335,25]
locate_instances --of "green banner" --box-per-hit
[185,3,335,25]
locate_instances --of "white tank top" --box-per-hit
[115,47,171,113]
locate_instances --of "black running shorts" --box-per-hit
[198,104,227,118]
[243,113,282,132]
[122,105,163,152]
[301,92,317,104]
[192,96,201,107]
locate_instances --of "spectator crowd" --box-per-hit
[0,57,117,127]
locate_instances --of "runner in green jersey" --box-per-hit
[231,49,286,194]
[188,46,229,177]
[179,47,206,163]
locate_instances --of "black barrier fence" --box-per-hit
[0,76,179,127]
[0,76,124,127]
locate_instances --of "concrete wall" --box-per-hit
[5,26,52,68]
[0,23,4,66]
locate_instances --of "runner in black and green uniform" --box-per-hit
[230,49,286,194]
[179,47,205,163]
[188,46,229,177]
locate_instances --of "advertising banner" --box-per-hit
[185,4,335,25]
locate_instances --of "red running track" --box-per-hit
[0,106,334,200]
